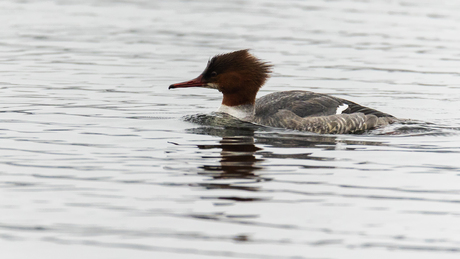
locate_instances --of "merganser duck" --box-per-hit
[169,49,396,134]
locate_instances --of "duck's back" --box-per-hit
[253,90,395,134]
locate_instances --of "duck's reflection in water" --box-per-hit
[186,127,265,196]
[198,136,263,180]
[187,125,346,184]
[186,121,388,185]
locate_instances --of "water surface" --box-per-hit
[1,0,460,258]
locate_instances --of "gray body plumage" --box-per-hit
[251,91,395,134]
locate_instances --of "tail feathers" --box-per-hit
[376,116,398,127]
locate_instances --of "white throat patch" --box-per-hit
[217,104,254,120]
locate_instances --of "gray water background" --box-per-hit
[1,0,460,258]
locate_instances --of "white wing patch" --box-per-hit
[336,104,349,114]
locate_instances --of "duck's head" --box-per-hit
[169,49,272,106]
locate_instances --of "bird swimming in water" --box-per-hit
[169,49,396,134]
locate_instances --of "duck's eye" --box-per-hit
[211,71,217,77]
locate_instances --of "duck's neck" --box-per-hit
[217,103,254,120]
